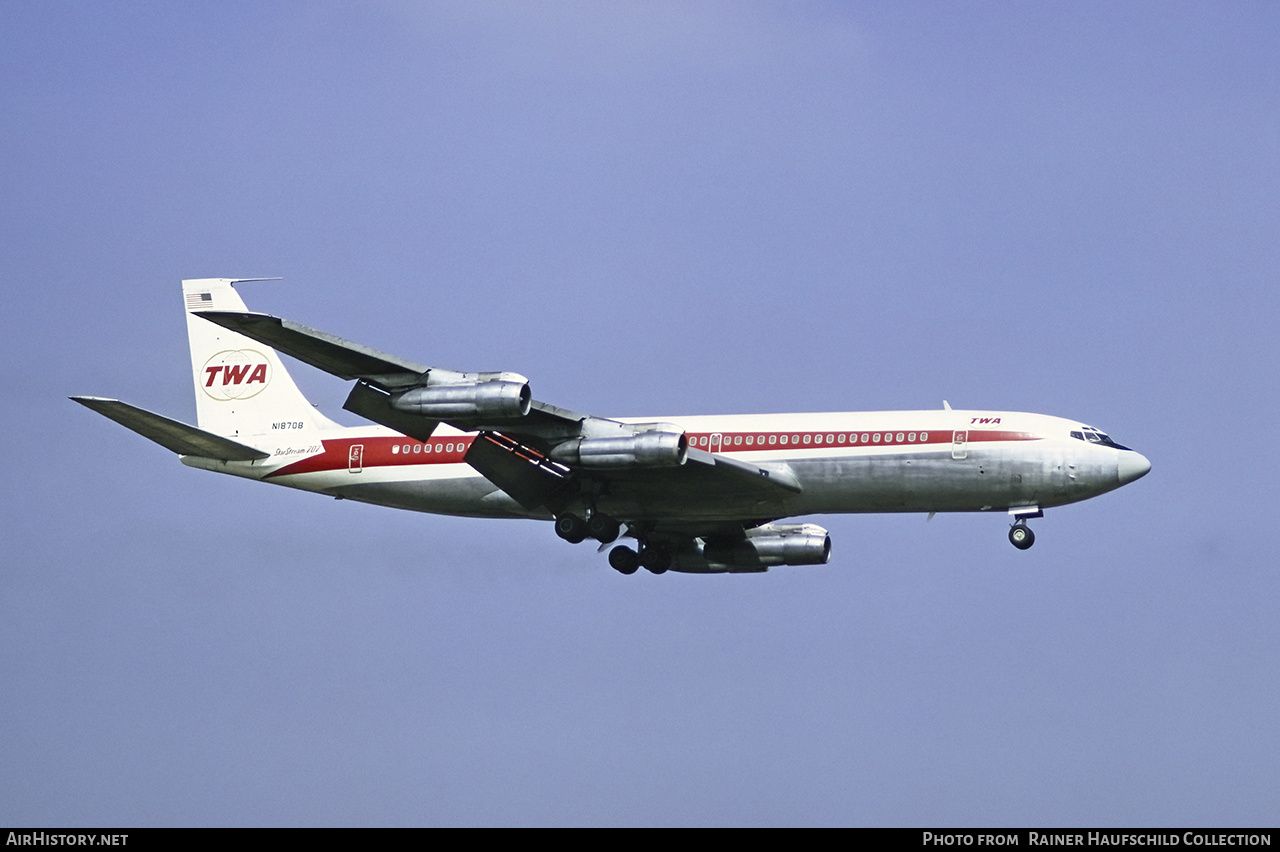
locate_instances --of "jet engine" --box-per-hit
[673,523,832,573]
[549,427,688,469]
[391,373,531,420]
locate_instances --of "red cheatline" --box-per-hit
[267,429,1042,478]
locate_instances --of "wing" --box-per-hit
[196,310,586,444]
[194,310,800,521]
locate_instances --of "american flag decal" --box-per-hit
[185,292,213,310]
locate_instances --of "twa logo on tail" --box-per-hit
[201,349,272,400]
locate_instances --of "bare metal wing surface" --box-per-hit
[194,310,432,383]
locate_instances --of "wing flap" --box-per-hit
[71,397,269,461]
[464,432,570,510]
[458,432,800,515]
[342,382,441,443]
[584,450,801,510]
[686,448,803,494]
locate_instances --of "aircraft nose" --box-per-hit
[1118,451,1151,485]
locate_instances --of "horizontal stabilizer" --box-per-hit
[195,311,429,386]
[70,397,269,461]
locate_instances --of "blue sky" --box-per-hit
[2,1,1278,826]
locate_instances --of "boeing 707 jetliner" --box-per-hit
[74,278,1151,574]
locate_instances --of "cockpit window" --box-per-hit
[1071,427,1130,451]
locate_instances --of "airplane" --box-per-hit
[73,278,1151,575]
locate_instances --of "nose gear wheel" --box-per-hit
[1009,522,1035,550]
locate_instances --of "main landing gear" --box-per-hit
[586,513,621,544]
[553,513,588,544]
[608,543,670,575]
[607,545,640,574]
[553,512,621,546]
[554,512,671,575]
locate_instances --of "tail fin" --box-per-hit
[183,278,340,439]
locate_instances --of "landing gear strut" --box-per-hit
[1007,507,1042,551]
[1009,522,1035,550]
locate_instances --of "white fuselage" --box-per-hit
[182,408,1146,524]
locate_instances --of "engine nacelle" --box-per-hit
[673,524,832,573]
[550,428,688,469]
[392,376,531,420]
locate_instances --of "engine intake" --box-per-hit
[550,429,688,469]
[392,378,531,420]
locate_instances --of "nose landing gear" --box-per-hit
[1007,506,1042,550]
[1008,522,1035,550]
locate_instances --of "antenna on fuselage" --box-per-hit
[943,400,952,410]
